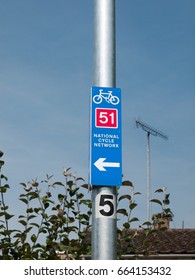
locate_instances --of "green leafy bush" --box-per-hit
[0,160,171,259]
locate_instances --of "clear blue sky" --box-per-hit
[0,0,195,228]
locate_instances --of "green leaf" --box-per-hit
[63,167,72,175]
[44,202,49,209]
[41,212,48,219]
[80,199,92,208]
[1,174,8,181]
[134,192,141,195]
[19,198,28,204]
[117,209,128,216]
[67,180,74,188]
[87,210,92,216]
[68,217,75,223]
[164,208,172,214]
[31,234,37,243]
[20,193,27,197]
[4,213,14,220]
[81,184,88,189]
[64,226,78,233]
[77,193,84,199]
[78,214,89,221]
[123,222,130,229]
[80,220,89,226]
[26,207,34,213]
[72,210,78,216]
[118,194,131,201]
[34,207,42,213]
[70,187,79,197]
[150,199,162,206]
[78,232,87,239]
[76,177,85,182]
[28,191,39,200]
[25,226,33,233]
[30,222,40,228]
[155,188,164,193]
[19,215,26,219]
[58,194,66,201]
[129,203,137,210]
[42,198,54,204]
[31,181,39,187]
[53,181,64,187]
[19,220,27,226]
[0,187,7,193]
[39,227,48,234]
[0,206,9,211]
[122,180,133,186]
[2,183,9,189]
[20,182,28,188]
[49,215,58,224]
[27,215,36,221]
[142,221,152,227]
[129,217,139,223]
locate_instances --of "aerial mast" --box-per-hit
[135,118,168,222]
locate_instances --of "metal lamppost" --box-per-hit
[92,0,117,259]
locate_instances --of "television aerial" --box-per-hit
[135,118,168,222]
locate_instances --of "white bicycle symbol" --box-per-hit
[93,89,120,105]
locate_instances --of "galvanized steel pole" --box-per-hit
[93,0,116,86]
[92,0,117,259]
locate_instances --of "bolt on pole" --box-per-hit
[92,0,117,260]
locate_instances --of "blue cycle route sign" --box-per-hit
[89,86,122,186]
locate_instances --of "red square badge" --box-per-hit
[95,108,118,128]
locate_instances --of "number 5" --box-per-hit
[96,193,116,218]
[99,195,114,216]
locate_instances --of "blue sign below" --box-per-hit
[89,86,122,186]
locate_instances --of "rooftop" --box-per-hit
[121,228,195,259]
[84,228,195,260]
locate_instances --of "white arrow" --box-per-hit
[94,158,120,171]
